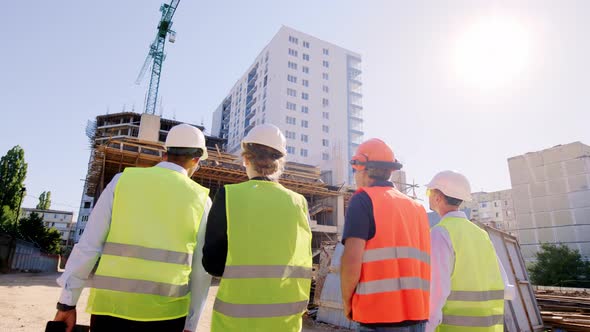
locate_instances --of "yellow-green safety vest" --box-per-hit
[87,166,209,321]
[212,180,312,332]
[436,216,505,332]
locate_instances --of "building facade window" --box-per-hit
[286,101,297,110]
[322,85,329,93]
[303,53,310,61]
[322,153,330,160]
[302,66,309,74]
[300,149,308,157]
[302,79,309,87]
[289,36,299,44]
[301,134,309,143]
[322,98,329,107]
[322,111,329,119]
[287,75,297,83]
[286,116,296,125]
[301,106,309,114]
[323,48,329,55]
[288,61,298,70]
[322,60,329,68]
[287,88,297,97]
[285,130,296,139]
[287,146,296,154]
[322,73,329,80]
[301,120,309,128]
[322,139,329,147]
[288,48,298,57]
[303,41,310,48]
[322,125,329,133]
[301,92,309,100]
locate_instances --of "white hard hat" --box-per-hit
[426,170,472,202]
[165,124,208,160]
[241,124,287,155]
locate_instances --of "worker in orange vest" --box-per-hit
[341,138,431,332]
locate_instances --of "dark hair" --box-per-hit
[366,168,393,181]
[166,147,203,163]
[242,143,285,179]
[443,194,463,207]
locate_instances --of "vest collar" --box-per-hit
[441,210,468,220]
[156,161,188,177]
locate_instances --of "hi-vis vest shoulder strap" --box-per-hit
[436,216,505,332]
[352,186,431,324]
[87,166,209,321]
[212,180,312,332]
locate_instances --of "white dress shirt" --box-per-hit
[426,211,515,332]
[56,162,212,332]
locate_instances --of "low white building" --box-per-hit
[21,208,75,244]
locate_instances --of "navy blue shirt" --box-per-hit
[342,180,394,244]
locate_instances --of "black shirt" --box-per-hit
[202,177,272,277]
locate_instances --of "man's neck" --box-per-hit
[438,206,459,218]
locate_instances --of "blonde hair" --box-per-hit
[242,143,285,180]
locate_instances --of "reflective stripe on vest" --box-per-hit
[362,246,430,264]
[102,242,192,266]
[223,265,312,279]
[442,314,504,327]
[89,275,189,297]
[356,277,430,295]
[447,290,504,302]
[214,298,308,318]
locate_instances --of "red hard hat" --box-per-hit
[350,138,402,171]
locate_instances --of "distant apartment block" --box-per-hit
[21,208,75,245]
[461,190,516,233]
[212,26,364,185]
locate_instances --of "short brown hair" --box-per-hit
[367,168,393,181]
[242,143,285,179]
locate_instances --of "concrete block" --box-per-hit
[531,197,549,213]
[512,184,531,200]
[533,212,552,227]
[508,157,531,186]
[542,147,566,164]
[545,162,565,180]
[577,225,590,242]
[562,142,587,160]
[573,207,590,224]
[537,229,555,243]
[514,198,532,215]
[553,210,574,226]
[548,179,568,195]
[565,158,587,176]
[554,226,577,243]
[515,213,533,229]
[530,182,548,198]
[517,229,536,244]
[569,190,590,209]
[567,175,589,192]
[525,152,544,167]
[532,166,547,182]
[547,194,570,211]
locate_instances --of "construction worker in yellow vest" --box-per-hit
[203,123,313,332]
[52,124,212,332]
[425,170,514,332]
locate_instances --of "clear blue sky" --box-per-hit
[1,1,589,213]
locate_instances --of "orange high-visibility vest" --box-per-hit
[351,186,431,323]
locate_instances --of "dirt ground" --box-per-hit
[0,272,347,332]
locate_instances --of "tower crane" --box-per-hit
[135,0,180,115]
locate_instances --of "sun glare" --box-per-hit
[454,16,530,90]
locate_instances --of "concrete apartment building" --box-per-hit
[461,190,516,233]
[508,142,590,261]
[212,26,364,185]
[21,208,75,245]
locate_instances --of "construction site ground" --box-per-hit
[0,272,348,332]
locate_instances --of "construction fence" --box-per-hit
[0,234,58,273]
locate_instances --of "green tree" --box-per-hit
[17,212,62,254]
[529,243,590,287]
[0,146,28,211]
[36,191,52,210]
[0,205,17,235]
